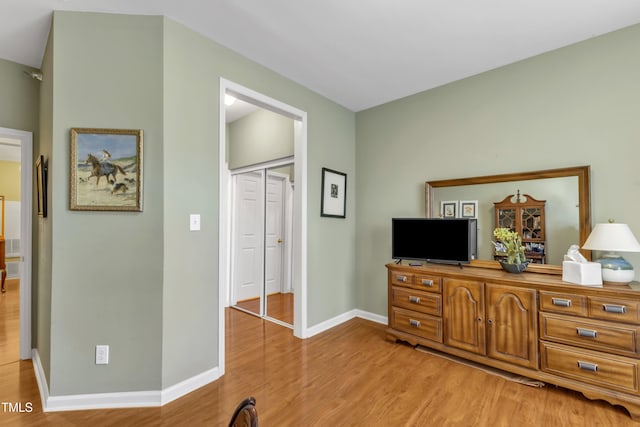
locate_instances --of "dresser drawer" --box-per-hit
[391,286,441,316]
[540,341,640,395]
[390,272,414,287]
[413,274,442,293]
[539,312,640,356]
[589,296,640,324]
[539,291,587,316]
[391,307,442,343]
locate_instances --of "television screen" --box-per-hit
[392,218,477,264]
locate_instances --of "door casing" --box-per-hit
[219,79,308,375]
[0,127,33,360]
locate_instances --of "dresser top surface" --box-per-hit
[387,262,640,296]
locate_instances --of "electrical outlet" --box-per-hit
[96,345,109,365]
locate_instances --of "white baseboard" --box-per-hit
[32,348,220,412]
[304,309,388,338]
[161,367,220,405]
[354,309,387,325]
[32,349,50,410]
[30,309,385,411]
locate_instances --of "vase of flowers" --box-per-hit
[493,227,528,273]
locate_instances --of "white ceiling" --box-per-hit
[3,1,640,111]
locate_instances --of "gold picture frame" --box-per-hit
[70,128,143,211]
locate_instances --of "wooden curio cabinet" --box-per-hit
[494,191,546,263]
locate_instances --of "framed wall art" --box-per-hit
[440,200,458,218]
[35,154,47,217]
[460,200,478,219]
[70,128,143,211]
[321,167,347,218]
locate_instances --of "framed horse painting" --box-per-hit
[70,128,143,211]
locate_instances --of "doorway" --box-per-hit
[218,79,308,375]
[0,127,33,363]
[231,165,294,326]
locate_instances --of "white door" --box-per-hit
[265,172,285,296]
[232,171,264,304]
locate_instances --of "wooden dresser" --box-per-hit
[387,263,640,421]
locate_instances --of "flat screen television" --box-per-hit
[392,218,478,264]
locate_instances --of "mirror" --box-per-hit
[425,166,591,274]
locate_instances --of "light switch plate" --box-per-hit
[190,214,201,231]
[96,345,109,365]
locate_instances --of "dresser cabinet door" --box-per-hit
[443,278,486,355]
[486,283,538,368]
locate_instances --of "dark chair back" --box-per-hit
[228,396,258,427]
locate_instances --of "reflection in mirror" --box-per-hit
[231,165,294,326]
[432,177,577,264]
[425,166,591,272]
[265,166,294,325]
[227,91,295,326]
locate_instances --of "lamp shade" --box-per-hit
[582,223,640,252]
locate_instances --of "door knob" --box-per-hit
[277,239,283,243]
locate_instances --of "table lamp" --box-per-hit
[582,220,640,285]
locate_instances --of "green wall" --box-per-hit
[0,58,40,133]
[228,108,294,169]
[35,11,356,397]
[36,28,53,387]
[161,18,220,389]
[0,56,41,379]
[355,23,640,315]
[48,12,165,394]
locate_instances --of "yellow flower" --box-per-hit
[493,227,526,264]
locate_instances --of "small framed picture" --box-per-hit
[440,201,458,218]
[460,200,478,219]
[321,167,347,218]
[36,155,48,218]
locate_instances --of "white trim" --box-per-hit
[354,310,388,325]
[219,78,309,360]
[284,177,294,293]
[32,348,220,412]
[160,367,221,405]
[304,310,388,338]
[292,118,307,339]
[46,391,161,412]
[32,307,385,412]
[32,349,50,411]
[0,127,32,360]
[229,156,294,176]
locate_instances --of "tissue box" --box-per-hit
[562,261,603,286]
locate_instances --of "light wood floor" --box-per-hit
[0,305,636,425]
[0,279,20,367]
[235,292,294,325]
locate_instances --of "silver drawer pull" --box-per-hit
[421,279,434,287]
[577,328,598,338]
[577,361,598,372]
[396,275,408,283]
[552,298,572,307]
[408,296,421,304]
[409,319,421,328]
[603,304,626,314]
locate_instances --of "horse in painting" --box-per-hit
[85,153,127,186]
